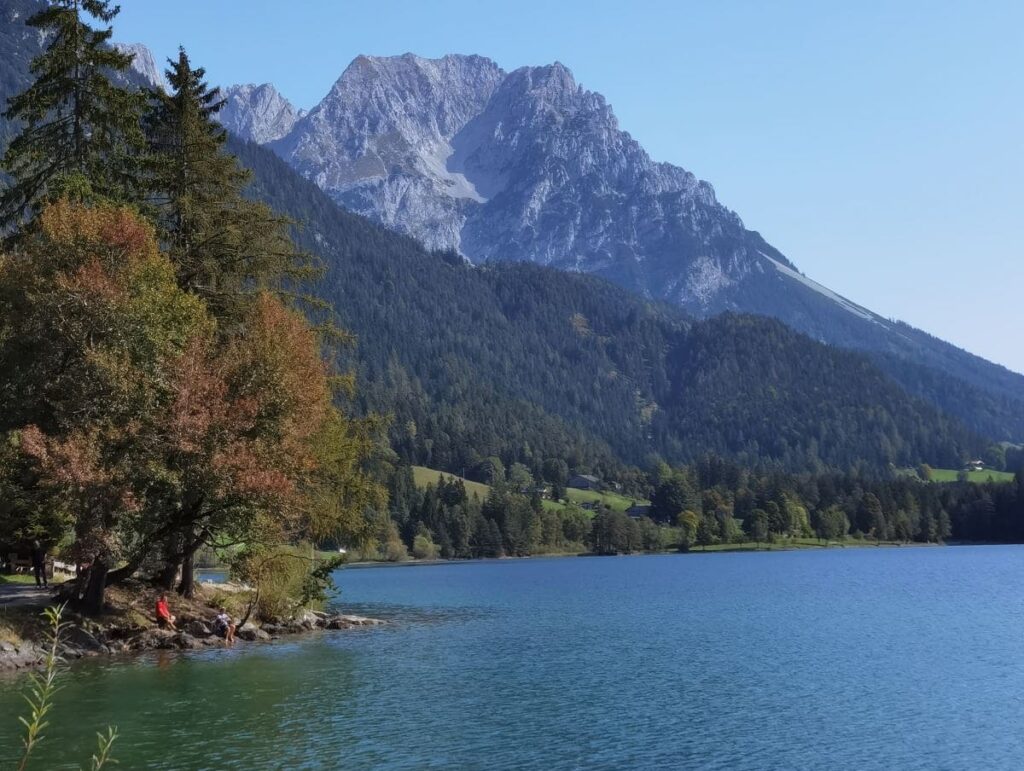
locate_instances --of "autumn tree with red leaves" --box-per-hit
[0,201,382,612]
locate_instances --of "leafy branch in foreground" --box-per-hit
[15,604,118,770]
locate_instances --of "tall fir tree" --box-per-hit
[145,48,318,321]
[0,0,145,230]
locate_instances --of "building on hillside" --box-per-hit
[625,504,652,520]
[966,459,985,471]
[568,474,600,491]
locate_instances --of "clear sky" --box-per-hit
[115,0,1024,374]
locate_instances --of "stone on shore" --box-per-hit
[237,623,270,642]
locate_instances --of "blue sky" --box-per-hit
[115,0,1024,373]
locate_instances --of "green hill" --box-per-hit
[231,138,987,475]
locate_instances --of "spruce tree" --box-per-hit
[145,48,317,321]
[0,0,145,229]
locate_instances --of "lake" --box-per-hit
[3,546,1024,769]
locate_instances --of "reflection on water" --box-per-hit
[3,548,1024,769]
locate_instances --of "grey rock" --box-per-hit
[236,623,270,642]
[114,42,165,91]
[173,632,205,650]
[63,626,107,653]
[258,53,763,317]
[326,614,384,629]
[0,643,42,671]
[292,609,322,630]
[183,619,212,637]
[218,83,305,144]
[129,628,177,651]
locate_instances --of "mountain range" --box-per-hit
[213,52,1024,441]
[0,0,1021,476]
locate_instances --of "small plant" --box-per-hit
[16,604,118,770]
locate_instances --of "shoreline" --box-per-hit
[0,581,385,674]
[333,538,951,569]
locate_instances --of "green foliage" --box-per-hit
[588,509,640,555]
[1,0,145,228]
[231,544,336,620]
[144,49,317,321]
[676,510,700,551]
[16,604,117,770]
[230,139,992,478]
[411,529,440,561]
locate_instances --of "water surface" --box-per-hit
[3,546,1024,769]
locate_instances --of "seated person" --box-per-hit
[155,593,177,630]
[213,608,236,646]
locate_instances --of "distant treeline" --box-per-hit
[362,457,1024,559]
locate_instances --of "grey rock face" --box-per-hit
[218,83,306,144]
[114,42,165,91]
[215,52,1024,417]
[246,54,793,315]
[270,53,505,251]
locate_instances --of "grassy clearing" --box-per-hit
[928,468,1015,483]
[411,466,567,511]
[0,573,39,585]
[410,466,651,513]
[412,466,491,499]
[565,487,648,512]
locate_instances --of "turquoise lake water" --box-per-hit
[3,546,1024,769]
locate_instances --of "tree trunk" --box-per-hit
[82,558,108,616]
[177,550,195,598]
[157,559,180,591]
[105,551,148,586]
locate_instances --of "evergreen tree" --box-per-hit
[1,0,144,229]
[144,49,316,320]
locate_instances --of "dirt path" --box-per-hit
[0,583,53,608]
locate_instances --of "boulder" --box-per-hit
[236,623,270,642]
[332,614,384,627]
[63,626,108,654]
[183,619,212,637]
[129,628,177,651]
[0,644,43,671]
[173,632,205,650]
[292,609,322,630]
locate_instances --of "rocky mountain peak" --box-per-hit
[224,53,825,317]
[114,42,165,91]
[217,83,305,144]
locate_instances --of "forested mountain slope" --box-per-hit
[232,137,983,474]
[220,52,1024,437]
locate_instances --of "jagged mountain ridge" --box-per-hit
[218,83,306,144]
[269,52,772,307]
[0,6,1021,447]
[231,52,1024,437]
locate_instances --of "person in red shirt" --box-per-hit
[155,593,177,631]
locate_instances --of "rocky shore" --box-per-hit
[0,582,384,673]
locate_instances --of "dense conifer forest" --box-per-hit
[232,138,992,476]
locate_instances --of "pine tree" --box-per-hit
[1,0,145,229]
[144,48,317,321]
